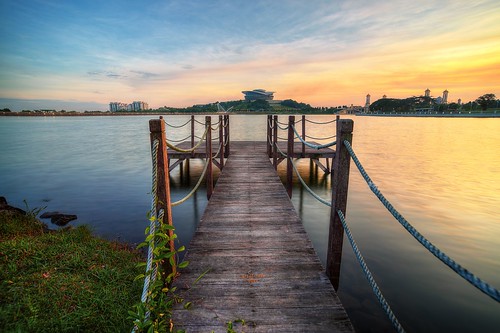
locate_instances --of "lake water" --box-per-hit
[1,114,499,332]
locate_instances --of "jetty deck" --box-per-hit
[173,141,353,332]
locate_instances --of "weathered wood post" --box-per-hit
[206,116,213,199]
[191,115,195,157]
[301,114,306,157]
[287,115,295,198]
[219,115,224,169]
[267,115,272,157]
[224,115,230,158]
[272,115,278,170]
[149,116,176,280]
[326,118,354,290]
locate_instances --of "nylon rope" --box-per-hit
[305,133,337,141]
[166,126,209,153]
[305,117,337,125]
[290,159,331,206]
[343,139,500,303]
[163,118,191,129]
[337,210,406,333]
[291,124,336,149]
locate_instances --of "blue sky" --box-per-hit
[1,0,499,110]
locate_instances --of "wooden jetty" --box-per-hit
[172,141,353,332]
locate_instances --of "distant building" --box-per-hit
[109,100,149,112]
[442,90,448,104]
[425,88,431,98]
[132,101,149,111]
[364,94,371,112]
[242,89,274,101]
[109,102,128,112]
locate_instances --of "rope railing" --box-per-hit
[337,210,405,333]
[166,126,209,153]
[171,158,210,207]
[288,150,405,332]
[133,139,161,332]
[167,134,193,143]
[343,139,500,303]
[306,118,337,125]
[291,124,337,150]
[290,159,330,206]
[164,118,192,129]
[305,133,337,141]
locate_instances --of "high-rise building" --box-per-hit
[109,102,128,112]
[109,101,149,112]
[442,90,449,104]
[364,94,371,112]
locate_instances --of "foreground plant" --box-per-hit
[129,214,190,333]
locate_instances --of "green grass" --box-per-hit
[0,212,143,332]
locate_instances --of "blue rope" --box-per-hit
[291,125,336,149]
[337,210,405,333]
[343,139,500,303]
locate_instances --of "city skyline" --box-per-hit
[1,0,499,111]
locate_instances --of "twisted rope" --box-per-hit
[337,210,405,333]
[306,118,337,125]
[305,133,336,141]
[292,125,336,149]
[166,126,209,153]
[343,140,500,303]
[167,134,192,143]
[171,160,209,207]
[290,159,331,206]
[163,118,192,129]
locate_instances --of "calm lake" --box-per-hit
[1,114,499,332]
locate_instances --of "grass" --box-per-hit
[0,211,143,332]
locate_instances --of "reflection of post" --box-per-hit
[287,115,295,198]
[326,119,354,290]
[206,116,213,199]
[149,116,176,281]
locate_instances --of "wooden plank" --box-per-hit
[172,141,353,332]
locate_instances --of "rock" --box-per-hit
[0,196,27,215]
[40,211,77,226]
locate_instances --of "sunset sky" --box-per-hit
[1,0,499,110]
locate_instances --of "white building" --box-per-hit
[109,101,149,112]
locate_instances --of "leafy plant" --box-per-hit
[129,213,190,333]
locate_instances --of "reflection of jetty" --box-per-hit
[148,115,354,332]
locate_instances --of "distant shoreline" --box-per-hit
[356,112,499,118]
[1,111,499,118]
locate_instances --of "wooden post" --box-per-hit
[272,115,278,170]
[301,114,306,157]
[326,119,354,290]
[219,115,224,169]
[191,115,195,157]
[287,115,295,198]
[149,116,176,280]
[267,115,272,157]
[224,115,230,158]
[206,116,213,199]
